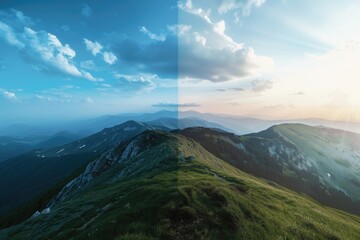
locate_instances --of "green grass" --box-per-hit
[1,132,360,239]
[272,124,360,200]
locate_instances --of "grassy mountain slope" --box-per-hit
[180,125,360,215]
[0,121,155,217]
[35,131,83,149]
[0,137,33,162]
[266,124,360,200]
[2,131,360,240]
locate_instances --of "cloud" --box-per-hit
[83,38,103,56]
[80,60,96,70]
[108,1,272,82]
[251,79,273,92]
[34,93,73,103]
[81,3,92,17]
[218,0,266,22]
[0,8,33,28]
[113,26,272,82]
[23,27,98,81]
[34,92,92,104]
[35,94,52,102]
[84,97,93,103]
[0,88,17,101]
[179,40,273,82]
[35,85,80,103]
[103,51,117,65]
[83,38,117,65]
[167,24,192,35]
[152,102,200,108]
[264,104,295,109]
[232,87,245,91]
[193,32,206,46]
[113,36,177,78]
[139,26,166,41]
[178,0,212,23]
[61,84,80,89]
[0,9,100,81]
[0,21,24,48]
[111,1,273,82]
[114,73,156,92]
[176,0,273,82]
[217,87,245,92]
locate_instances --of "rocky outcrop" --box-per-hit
[48,135,145,207]
[32,208,50,218]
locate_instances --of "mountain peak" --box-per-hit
[4,129,360,240]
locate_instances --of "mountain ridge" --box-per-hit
[0,120,157,217]
[180,124,360,215]
[2,130,360,239]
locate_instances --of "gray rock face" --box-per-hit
[48,135,144,207]
[119,138,141,163]
[31,208,50,218]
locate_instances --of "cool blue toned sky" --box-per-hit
[0,0,178,125]
[1,0,360,125]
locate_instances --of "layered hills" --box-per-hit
[1,122,360,239]
[1,130,360,240]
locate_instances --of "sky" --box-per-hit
[0,0,178,125]
[1,0,360,125]
[178,0,360,122]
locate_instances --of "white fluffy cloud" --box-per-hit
[139,26,166,41]
[0,88,17,101]
[167,24,192,35]
[193,32,206,46]
[83,38,117,65]
[114,73,156,92]
[0,21,24,48]
[0,10,100,81]
[103,51,117,65]
[178,0,212,23]
[23,27,98,81]
[218,0,266,22]
[177,0,273,82]
[83,38,103,56]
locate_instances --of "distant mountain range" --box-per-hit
[3,110,360,138]
[180,110,360,135]
[0,131,84,162]
[0,116,229,162]
[4,109,360,163]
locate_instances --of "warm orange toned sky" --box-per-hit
[178,0,360,122]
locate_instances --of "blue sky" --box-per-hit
[1,0,360,125]
[0,0,178,124]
